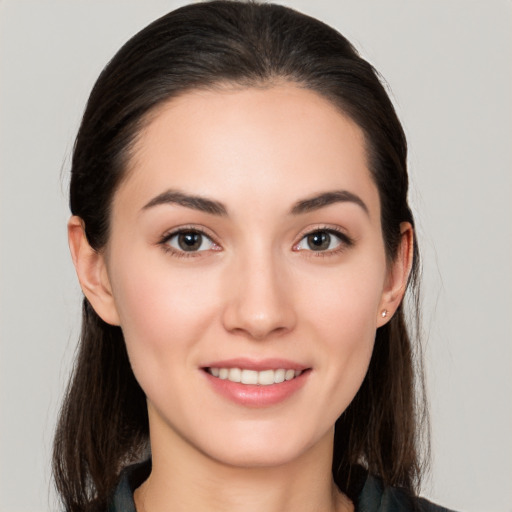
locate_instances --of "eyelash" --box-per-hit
[293,226,354,258]
[158,226,220,259]
[158,225,354,259]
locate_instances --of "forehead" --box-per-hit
[117,84,379,219]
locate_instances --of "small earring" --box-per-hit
[381,309,388,318]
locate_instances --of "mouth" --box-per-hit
[205,367,304,385]
[202,359,311,407]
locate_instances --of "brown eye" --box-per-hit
[306,231,331,251]
[178,232,202,251]
[295,229,348,253]
[166,230,215,252]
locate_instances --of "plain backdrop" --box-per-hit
[0,1,511,511]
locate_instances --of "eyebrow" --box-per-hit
[141,188,368,217]
[290,190,369,216]
[142,189,228,216]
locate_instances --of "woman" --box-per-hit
[53,1,453,511]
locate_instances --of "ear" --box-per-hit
[68,216,120,326]
[377,222,414,327]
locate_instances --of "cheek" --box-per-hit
[312,282,378,379]
[295,255,385,408]
[300,256,385,342]
[108,253,221,375]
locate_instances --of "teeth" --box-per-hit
[274,369,285,383]
[228,368,241,382]
[208,367,303,385]
[258,369,274,385]
[241,369,258,385]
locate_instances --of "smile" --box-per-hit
[207,367,303,385]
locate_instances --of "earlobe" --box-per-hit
[377,222,414,326]
[68,216,120,326]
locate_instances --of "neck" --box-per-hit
[134,412,353,512]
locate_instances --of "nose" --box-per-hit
[221,250,297,340]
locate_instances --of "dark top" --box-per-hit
[108,460,455,512]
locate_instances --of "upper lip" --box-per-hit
[203,358,309,371]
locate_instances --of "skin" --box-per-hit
[69,85,413,512]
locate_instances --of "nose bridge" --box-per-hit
[222,241,296,339]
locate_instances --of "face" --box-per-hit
[100,85,396,468]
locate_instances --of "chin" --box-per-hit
[196,425,330,470]
[208,446,304,469]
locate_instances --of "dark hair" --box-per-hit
[53,2,428,511]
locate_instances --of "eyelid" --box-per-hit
[292,225,354,254]
[157,224,354,258]
[158,225,222,257]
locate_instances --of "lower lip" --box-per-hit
[203,370,310,407]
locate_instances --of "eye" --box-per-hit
[295,229,350,253]
[164,230,216,253]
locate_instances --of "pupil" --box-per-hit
[307,232,330,251]
[178,232,201,251]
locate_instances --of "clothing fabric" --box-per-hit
[108,460,455,512]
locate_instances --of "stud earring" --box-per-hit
[381,309,388,318]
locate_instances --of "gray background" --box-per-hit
[1,1,511,511]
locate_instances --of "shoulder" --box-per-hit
[108,461,457,512]
[107,460,151,512]
[357,474,457,512]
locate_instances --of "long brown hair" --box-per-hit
[53,2,428,510]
